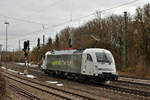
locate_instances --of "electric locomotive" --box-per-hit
[41,48,118,81]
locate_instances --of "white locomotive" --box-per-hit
[41,48,118,81]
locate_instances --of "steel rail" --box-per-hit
[100,83,150,97]
[116,80,150,87]
[119,75,150,80]
[3,71,97,100]
[5,74,73,100]
[3,68,150,99]
[8,84,42,100]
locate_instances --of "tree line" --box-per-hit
[5,4,149,76]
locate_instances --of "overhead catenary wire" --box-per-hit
[71,0,139,21]
[0,0,139,30]
[0,0,141,51]
[22,0,65,19]
[20,19,71,37]
[21,0,140,36]
[0,0,140,42]
[0,14,45,25]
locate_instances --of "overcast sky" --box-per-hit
[0,0,149,51]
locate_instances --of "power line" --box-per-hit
[18,0,140,38]
[0,14,45,25]
[71,0,139,21]
[0,0,65,26]
[20,19,71,37]
[34,0,140,31]
[0,0,138,28]
[98,0,139,13]
[22,0,65,19]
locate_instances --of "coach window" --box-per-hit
[87,54,93,62]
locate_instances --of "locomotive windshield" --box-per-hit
[95,52,112,64]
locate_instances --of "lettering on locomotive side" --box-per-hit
[50,60,72,66]
[51,61,61,65]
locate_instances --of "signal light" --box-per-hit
[37,38,40,48]
[27,40,30,50]
[23,41,27,51]
[23,40,30,51]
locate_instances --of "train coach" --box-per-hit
[41,48,118,81]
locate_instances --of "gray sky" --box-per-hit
[0,0,149,51]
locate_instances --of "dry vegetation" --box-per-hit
[0,70,6,100]
[31,4,150,78]
[1,4,150,78]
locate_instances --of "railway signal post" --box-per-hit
[23,40,30,75]
[4,21,9,69]
[37,38,41,68]
[123,12,128,68]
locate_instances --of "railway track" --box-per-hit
[2,66,150,100]
[6,75,71,100]
[3,70,104,100]
[111,80,150,92]
[65,79,150,99]
[101,83,150,97]
[6,95,16,100]
[119,75,150,80]
[8,84,42,100]
[117,79,150,87]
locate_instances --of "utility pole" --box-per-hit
[123,12,128,68]
[42,24,45,46]
[0,44,2,66]
[43,35,45,46]
[19,40,21,51]
[4,20,9,69]
[37,38,41,68]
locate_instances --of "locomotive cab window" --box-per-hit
[87,54,93,62]
[95,52,112,64]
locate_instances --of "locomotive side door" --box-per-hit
[83,53,94,75]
